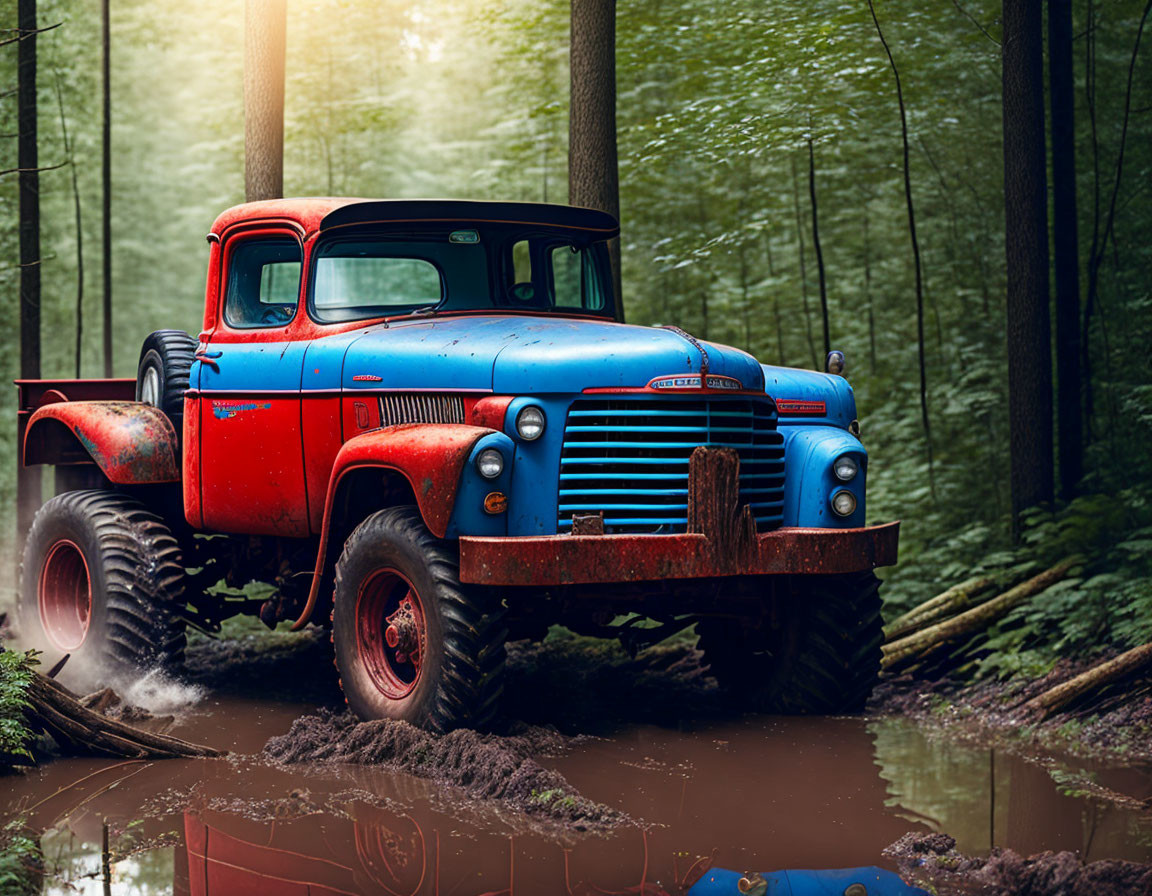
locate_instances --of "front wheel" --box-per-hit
[698,572,883,714]
[331,507,507,732]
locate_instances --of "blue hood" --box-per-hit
[341,315,764,393]
[761,364,857,428]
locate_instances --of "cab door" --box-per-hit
[197,230,311,536]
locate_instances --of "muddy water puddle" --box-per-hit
[5,690,1152,895]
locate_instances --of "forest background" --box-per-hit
[1,0,1150,681]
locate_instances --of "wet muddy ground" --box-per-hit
[6,625,1152,894]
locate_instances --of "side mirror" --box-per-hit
[826,350,847,376]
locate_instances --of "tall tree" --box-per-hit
[17,0,42,537]
[101,0,112,376]
[244,0,287,202]
[807,135,830,358]
[868,0,935,495]
[1049,0,1082,500]
[1002,0,1054,525]
[568,0,621,310]
[789,156,818,370]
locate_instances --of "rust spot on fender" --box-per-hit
[25,401,180,484]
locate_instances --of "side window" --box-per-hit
[224,238,302,328]
[549,244,606,311]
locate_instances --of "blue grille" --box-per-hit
[558,397,785,534]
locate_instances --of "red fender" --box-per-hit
[23,401,180,484]
[290,423,494,630]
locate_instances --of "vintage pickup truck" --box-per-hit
[16,198,897,730]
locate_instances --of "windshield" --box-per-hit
[309,226,614,322]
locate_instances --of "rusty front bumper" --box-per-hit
[458,521,899,586]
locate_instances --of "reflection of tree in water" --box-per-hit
[868,718,1152,862]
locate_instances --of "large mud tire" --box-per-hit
[698,572,883,714]
[136,330,196,438]
[19,490,187,676]
[331,506,507,732]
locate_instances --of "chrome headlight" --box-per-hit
[476,448,505,479]
[515,405,546,441]
[831,489,857,517]
[833,454,859,482]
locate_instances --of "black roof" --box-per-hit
[319,199,619,237]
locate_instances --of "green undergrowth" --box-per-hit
[880,485,1152,681]
[0,817,41,896]
[0,649,36,768]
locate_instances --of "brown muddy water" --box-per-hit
[5,633,1152,894]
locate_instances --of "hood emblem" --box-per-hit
[648,374,742,391]
[776,399,826,415]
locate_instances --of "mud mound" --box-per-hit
[885,832,1152,896]
[505,632,720,733]
[263,711,628,833]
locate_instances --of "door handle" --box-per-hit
[194,349,222,370]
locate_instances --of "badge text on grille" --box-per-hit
[647,374,742,391]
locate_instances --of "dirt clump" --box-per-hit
[885,831,1152,896]
[263,710,628,834]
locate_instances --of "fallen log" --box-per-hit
[881,557,1081,672]
[884,575,999,641]
[1023,642,1152,719]
[25,672,223,760]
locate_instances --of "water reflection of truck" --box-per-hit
[16,199,898,730]
[177,808,925,896]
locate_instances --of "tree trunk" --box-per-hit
[244,0,287,202]
[863,213,877,373]
[807,135,830,359]
[884,575,999,641]
[101,0,112,377]
[53,73,84,378]
[790,156,818,369]
[1023,643,1152,718]
[569,0,622,311]
[881,558,1079,671]
[1049,0,1082,501]
[26,673,223,759]
[867,0,935,496]
[1002,0,1054,529]
[17,0,42,541]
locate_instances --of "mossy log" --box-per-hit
[24,672,223,759]
[1023,642,1152,719]
[884,575,999,641]
[881,557,1081,673]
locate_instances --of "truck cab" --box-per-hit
[17,199,897,731]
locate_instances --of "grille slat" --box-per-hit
[379,393,466,426]
[558,397,786,534]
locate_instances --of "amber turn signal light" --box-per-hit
[483,492,508,514]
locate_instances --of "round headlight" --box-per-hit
[831,489,857,517]
[515,405,546,441]
[833,454,859,482]
[476,448,504,479]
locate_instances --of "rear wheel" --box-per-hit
[698,572,883,714]
[19,490,187,677]
[331,507,507,732]
[136,330,197,438]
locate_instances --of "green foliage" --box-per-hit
[0,817,40,896]
[884,485,1152,680]
[0,650,36,765]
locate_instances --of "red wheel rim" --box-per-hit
[38,539,92,651]
[356,568,427,700]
